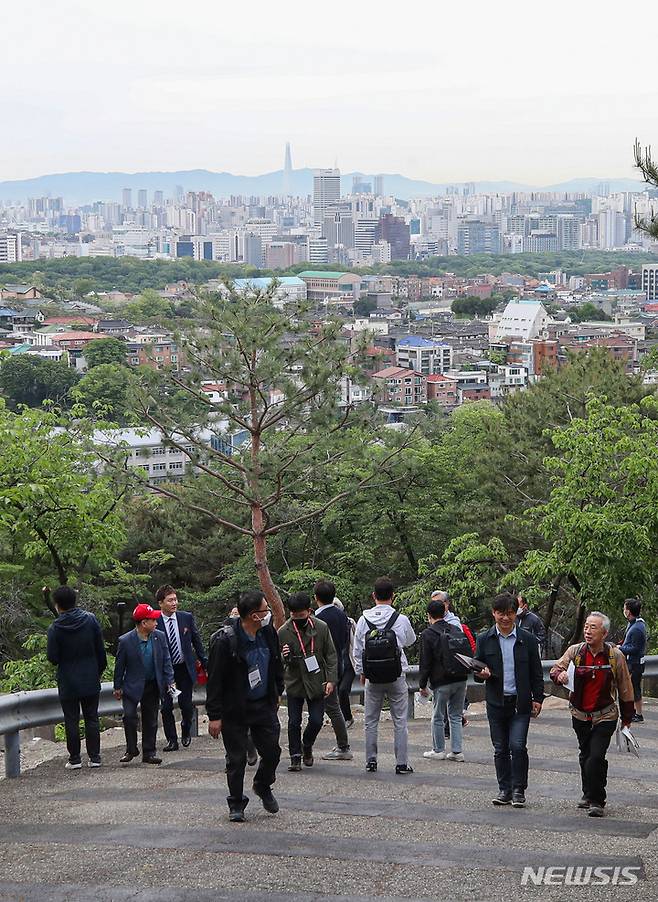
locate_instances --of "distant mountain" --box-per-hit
[0,169,648,205]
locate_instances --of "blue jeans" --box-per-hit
[432,681,467,753]
[487,698,531,793]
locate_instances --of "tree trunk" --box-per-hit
[251,502,285,626]
[565,599,586,650]
[543,576,562,632]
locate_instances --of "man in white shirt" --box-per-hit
[353,577,416,775]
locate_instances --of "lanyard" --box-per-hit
[292,618,314,657]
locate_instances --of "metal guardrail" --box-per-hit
[2,657,657,779]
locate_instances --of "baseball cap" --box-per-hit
[132,603,161,621]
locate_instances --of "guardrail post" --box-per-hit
[4,730,20,779]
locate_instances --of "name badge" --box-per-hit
[304,655,320,673]
[248,667,262,689]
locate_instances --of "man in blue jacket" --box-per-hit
[113,603,174,765]
[619,598,647,723]
[155,585,208,751]
[475,593,544,808]
[46,586,107,770]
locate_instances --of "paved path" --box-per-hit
[0,699,656,901]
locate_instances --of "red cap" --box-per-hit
[132,603,161,621]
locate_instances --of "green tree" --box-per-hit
[72,277,96,300]
[0,403,127,586]
[73,364,136,422]
[125,286,409,625]
[83,338,128,368]
[517,396,658,643]
[570,302,612,323]
[125,289,175,323]
[0,355,80,410]
[451,295,498,318]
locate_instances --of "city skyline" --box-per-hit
[3,1,656,184]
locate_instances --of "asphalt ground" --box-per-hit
[0,697,656,901]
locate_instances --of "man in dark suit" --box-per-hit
[475,593,544,808]
[155,585,208,751]
[113,603,174,765]
[46,586,107,769]
[313,579,352,760]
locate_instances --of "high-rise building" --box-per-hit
[0,232,21,263]
[378,214,410,260]
[122,188,132,209]
[283,142,293,196]
[313,169,340,227]
[243,234,263,267]
[557,215,581,250]
[306,236,329,265]
[457,220,502,255]
[373,175,384,196]
[153,190,164,207]
[137,189,148,208]
[642,264,658,301]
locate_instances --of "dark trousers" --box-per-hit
[487,698,531,793]
[629,663,644,702]
[222,699,281,805]
[287,695,325,757]
[338,660,355,721]
[122,680,160,759]
[161,662,194,742]
[572,717,617,806]
[60,693,101,763]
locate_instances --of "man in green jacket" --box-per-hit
[279,592,337,771]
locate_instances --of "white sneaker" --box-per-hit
[423,750,447,759]
[87,759,102,768]
[447,751,464,762]
[64,761,82,770]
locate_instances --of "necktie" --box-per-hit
[167,617,182,665]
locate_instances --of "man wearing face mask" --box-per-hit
[206,589,283,823]
[278,592,338,771]
[515,595,546,653]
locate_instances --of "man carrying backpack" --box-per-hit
[353,577,416,775]
[419,599,472,761]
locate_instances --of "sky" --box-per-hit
[3,0,657,185]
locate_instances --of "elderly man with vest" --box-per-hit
[551,611,634,817]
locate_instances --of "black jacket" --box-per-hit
[475,626,544,715]
[419,622,468,689]
[315,604,349,676]
[206,618,284,721]
[47,608,107,701]
[515,609,546,646]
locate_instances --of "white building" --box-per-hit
[642,264,658,302]
[493,300,550,342]
[0,233,21,263]
[396,336,453,375]
[313,169,341,227]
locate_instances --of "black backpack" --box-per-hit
[432,622,471,680]
[362,612,402,683]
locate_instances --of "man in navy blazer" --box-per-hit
[155,584,208,750]
[475,593,544,808]
[113,603,174,765]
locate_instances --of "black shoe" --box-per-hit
[288,756,302,772]
[512,791,526,808]
[395,764,414,775]
[181,734,192,748]
[162,741,179,752]
[254,786,279,814]
[631,713,644,723]
[302,746,314,767]
[142,756,162,765]
[228,796,248,823]
[577,796,590,809]
[119,751,138,764]
[247,748,258,766]
[588,805,605,817]
[366,759,377,772]
[492,791,512,806]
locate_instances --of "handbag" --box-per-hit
[195,659,208,685]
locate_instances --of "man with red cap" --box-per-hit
[113,603,175,765]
